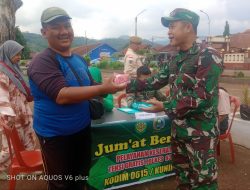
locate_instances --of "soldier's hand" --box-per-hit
[140,99,164,113]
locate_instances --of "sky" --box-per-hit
[16,0,250,40]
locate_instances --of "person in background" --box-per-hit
[127,8,223,189]
[126,65,166,109]
[88,64,114,112]
[218,87,231,135]
[0,40,36,179]
[157,54,165,70]
[28,7,125,190]
[123,36,143,78]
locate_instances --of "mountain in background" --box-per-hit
[153,39,169,46]
[22,32,168,53]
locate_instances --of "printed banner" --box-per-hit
[88,116,174,189]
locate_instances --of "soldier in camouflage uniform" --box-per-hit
[126,65,166,108]
[126,8,223,190]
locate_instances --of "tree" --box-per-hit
[0,0,23,44]
[15,27,30,59]
[223,21,230,37]
[83,54,91,65]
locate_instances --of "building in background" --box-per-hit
[72,43,117,64]
[207,30,250,70]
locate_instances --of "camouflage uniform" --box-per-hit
[127,43,223,189]
[126,89,166,108]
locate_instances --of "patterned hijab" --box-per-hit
[0,40,32,100]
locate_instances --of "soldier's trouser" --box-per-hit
[171,136,218,190]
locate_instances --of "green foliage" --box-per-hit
[95,60,123,70]
[19,60,27,66]
[237,71,245,78]
[96,60,109,69]
[223,21,230,37]
[136,49,148,55]
[109,61,124,70]
[91,64,98,67]
[111,52,123,59]
[148,61,158,68]
[84,55,91,64]
[15,27,30,59]
[148,61,159,73]
[242,86,250,106]
[144,51,157,66]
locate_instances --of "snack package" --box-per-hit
[132,102,153,110]
[113,73,129,84]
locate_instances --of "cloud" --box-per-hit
[15,0,250,40]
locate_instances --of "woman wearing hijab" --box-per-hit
[0,40,36,179]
